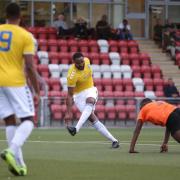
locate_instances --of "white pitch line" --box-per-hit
[0,140,179,147]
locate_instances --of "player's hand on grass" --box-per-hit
[160,144,168,153]
[129,149,139,153]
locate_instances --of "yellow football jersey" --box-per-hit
[67,58,94,94]
[0,24,35,86]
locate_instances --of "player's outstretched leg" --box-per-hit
[91,114,120,148]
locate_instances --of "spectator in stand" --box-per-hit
[153,19,163,47]
[96,15,111,40]
[162,19,176,52]
[163,78,179,98]
[53,13,69,37]
[74,17,88,39]
[117,19,133,40]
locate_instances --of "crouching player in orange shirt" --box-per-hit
[129,98,180,153]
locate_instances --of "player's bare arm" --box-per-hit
[129,120,143,153]
[64,87,74,125]
[24,54,40,102]
[160,127,170,153]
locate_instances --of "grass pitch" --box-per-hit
[0,127,180,180]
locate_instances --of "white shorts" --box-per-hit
[73,87,98,112]
[0,85,35,120]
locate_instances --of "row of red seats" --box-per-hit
[37,39,139,53]
[50,104,137,122]
[39,77,165,92]
[27,27,57,39]
[46,90,164,103]
[35,51,151,66]
[36,64,161,79]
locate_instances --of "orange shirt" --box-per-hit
[137,101,177,126]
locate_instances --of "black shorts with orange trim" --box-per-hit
[166,108,180,135]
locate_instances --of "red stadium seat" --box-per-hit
[37,64,49,78]
[153,78,164,91]
[124,91,135,105]
[37,27,48,39]
[48,52,60,64]
[118,41,128,53]
[115,105,127,121]
[113,79,123,91]
[27,27,38,38]
[129,53,140,66]
[139,53,151,66]
[48,39,58,52]
[58,39,68,52]
[94,78,103,92]
[109,40,118,52]
[113,91,125,105]
[123,79,134,92]
[49,78,61,91]
[120,53,130,65]
[141,65,152,78]
[48,91,62,105]
[59,52,71,64]
[126,105,136,120]
[79,40,88,52]
[132,65,141,78]
[88,40,99,53]
[50,104,64,121]
[89,52,100,65]
[101,79,113,91]
[103,91,114,106]
[128,40,139,53]
[105,106,116,121]
[99,53,110,65]
[134,91,144,97]
[151,65,162,79]
[38,39,48,51]
[155,91,165,97]
[143,78,154,91]
[47,27,57,39]
[68,39,78,52]
[95,105,105,121]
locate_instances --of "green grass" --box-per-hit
[0,128,180,180]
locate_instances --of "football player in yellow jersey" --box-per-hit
[65,52,119,148]
[0,3,40,176]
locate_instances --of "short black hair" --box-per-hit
[72,52,83,61]
[6,2,21,20]
[140,98,152,109]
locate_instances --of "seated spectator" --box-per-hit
[164,19,176,32]
[74,17,88,39]
[117,19,133,40]
[164,78,179,104]
[153,19,163,46]
[53,13,69,37]
[162,19,176,52]
[96,15,111,40]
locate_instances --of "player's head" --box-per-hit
[6,2,21,21]
[73,52,85,70]
[140,98,152,109]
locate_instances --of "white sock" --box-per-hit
[6,125,26,166]
[92,120,118,142]
[10,120,34,157]
[75,104,93,132]
[6,125,16,146]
